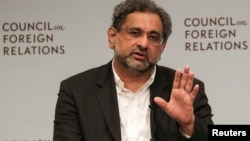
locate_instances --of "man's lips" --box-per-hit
[132,51,147,60]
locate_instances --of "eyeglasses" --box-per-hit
[120,28,164,46]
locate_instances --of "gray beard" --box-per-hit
[117,54,155,73]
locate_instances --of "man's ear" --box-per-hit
[160,40,167,51]
[107,27,117,49]
[162,41,167,50]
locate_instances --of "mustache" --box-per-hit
[130,46,148,57]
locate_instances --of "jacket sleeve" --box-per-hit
[53,80,83,141]
[189,79,214,141]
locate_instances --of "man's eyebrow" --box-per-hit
[148,30,161,36]
[128,27,142,31]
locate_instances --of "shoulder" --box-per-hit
[156,65,204,85]
[156,65,176,75]
[155,65,176,80]
[61,61,112,87]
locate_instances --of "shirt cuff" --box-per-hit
[179,128,191,139]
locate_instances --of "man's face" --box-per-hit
[109,11,166,72]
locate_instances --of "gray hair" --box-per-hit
[111,0,172,41]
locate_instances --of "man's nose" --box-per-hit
[137,34,149,48]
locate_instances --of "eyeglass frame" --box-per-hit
[118,27,164,46]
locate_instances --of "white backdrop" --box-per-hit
[0,0,249,140]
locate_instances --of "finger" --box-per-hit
[184,71,195,93]
[179,65,190,89]
[173,69,181,89]
[190,84,199,101]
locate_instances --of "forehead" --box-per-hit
[122,11,163,33]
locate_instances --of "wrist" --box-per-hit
[179,116,195,136]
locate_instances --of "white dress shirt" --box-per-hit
[112,62,156,141]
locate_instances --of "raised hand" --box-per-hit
[154,65,199,135]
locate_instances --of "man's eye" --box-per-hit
[148,35,160,42]
[128,31,141,37]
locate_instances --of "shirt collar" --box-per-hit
[112,59,156,91]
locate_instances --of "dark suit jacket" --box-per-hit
[53,61,213,141]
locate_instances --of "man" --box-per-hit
[53,0,213,141]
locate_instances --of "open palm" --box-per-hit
[154,65,199,134]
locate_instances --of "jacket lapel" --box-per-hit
[150,66,174,132]
[95,62,121,141]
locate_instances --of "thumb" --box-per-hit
[154,97,168,111]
